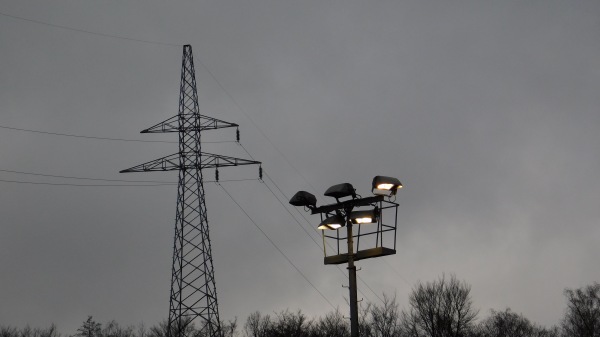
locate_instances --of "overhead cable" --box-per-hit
[0,168,174,183]
[218,183,336,311]
[0,177,255,187]
[239,143,412,288]
[0,10,180,47]
[0,124,234,144]
[239,144,382,303]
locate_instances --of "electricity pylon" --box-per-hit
[121,45,261,337]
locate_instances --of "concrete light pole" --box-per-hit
[345,213,359,337]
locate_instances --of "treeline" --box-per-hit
[2,275,599,337]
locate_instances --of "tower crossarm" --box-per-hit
[120,152,261,173]
[198,152,261,169]
[120,153,181,172]
[141,114,239,133]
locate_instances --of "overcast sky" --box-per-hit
[1,0,599,333]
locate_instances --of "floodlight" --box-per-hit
[372,176,402,196]
[289,191,317,208]
[324,183,356,199]
[318,215,345,230]
[350,209,378,224]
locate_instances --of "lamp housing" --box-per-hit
[372,176,402,196]
[350,209,379,224]
[318,215,345,230]
[289,191,317,208]
[324,183,356,199]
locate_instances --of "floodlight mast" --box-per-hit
[313,199,362,337]
[290,177,401,337]
[345,205,359,337]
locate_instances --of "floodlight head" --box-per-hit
[324,183,356,200]
[318,215,345,230]
[289,191,317,209]
[350,209,379,224]
[372,176,402,196]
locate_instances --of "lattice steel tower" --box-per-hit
[121,45,261,337]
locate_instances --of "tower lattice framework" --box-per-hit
[121,45,261,337]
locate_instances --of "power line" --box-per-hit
[0,177,255,187]
[261,173,385,304]
[2,5,412,306]
[259,177,377,304]
[246,157,405,304]
[3,5,411,290]
[0,168,254,184]
[195,57,320,194]
[0,178,172,187]
[0,168,175,183]
[239,144,412,289]
[0,124,235,144]
[0,10,180,47]
[218,183,336,311]
[238,144,383,304]
[260,179,322,248]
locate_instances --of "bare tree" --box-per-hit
[476,308,544,337]
[401,274,478,337]
[77,317,101,337]
[1,324,61,337]
[221,318,239,337]
[370,294,402,337]
[534,326,561,337]
[146,318,202,337]
[358,302,373,337]
[243,311,271,337]
[146,320,168,337]
[0,326,19,337]
[19,325,34,337]
[562,282,600,337]
[267,310,310,337]
[310,309,349,337]
[136,323,147,337]
[101,321,133,337]
[38,324,60,337]
[474,308,561,337]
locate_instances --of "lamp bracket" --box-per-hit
[311,195,384,214]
